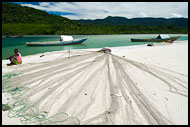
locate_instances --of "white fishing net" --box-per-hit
[2,49,188,125]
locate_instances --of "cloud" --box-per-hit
[21,3,48,11]
[39,2,51,7]
[139,12,148,17]
[19,2,188,20]
[170,13,183,18]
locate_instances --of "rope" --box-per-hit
[2,51,99,125]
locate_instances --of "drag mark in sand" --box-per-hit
[111,55,173,125]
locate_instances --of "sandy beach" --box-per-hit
[2,40,188,125]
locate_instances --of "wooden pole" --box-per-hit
[69,49,70,59]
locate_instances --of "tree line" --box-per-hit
[2,23,188,35]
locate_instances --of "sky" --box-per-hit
[10,2,188,20]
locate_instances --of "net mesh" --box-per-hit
[2,49,188,125]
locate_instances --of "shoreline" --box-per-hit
[2,40,188,125]
[2,39,187,61]
[2,33,188,36]
[2,40,188,74]
[2,34,188,60]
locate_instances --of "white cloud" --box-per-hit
[21,4,46,11]
[39,2,52,7]
[139,12,148,17]
[171,13,183,18]
[20,2,188,20]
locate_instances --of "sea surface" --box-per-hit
[2,34,188,60]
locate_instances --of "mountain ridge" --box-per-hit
[75,16,188,28]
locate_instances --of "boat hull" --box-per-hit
[131,36,180,42]
[26,38,88,46]
[6,35,23,38]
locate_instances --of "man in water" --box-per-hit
[6,48,22,66]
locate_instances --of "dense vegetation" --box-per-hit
[76,16,188,28]
[2,3,188,35]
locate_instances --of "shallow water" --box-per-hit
[2,34,188,60]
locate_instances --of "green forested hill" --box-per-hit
[76,16,188,28]
[2,3,81,35]
[2,3,75,25]
[2,3,188,35]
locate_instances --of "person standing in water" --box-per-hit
[6,48,22,66]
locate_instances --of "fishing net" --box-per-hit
[2,49,188,125]
[2,50,103,125]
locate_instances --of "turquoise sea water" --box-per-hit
[2,34,188,60]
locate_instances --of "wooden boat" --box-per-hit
[6,35,23,38]
[131,34,180,42]
[26,35,88,46]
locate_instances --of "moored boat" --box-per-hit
[6,35,23,38]
[131,34,180,42]
[26,35,88,46]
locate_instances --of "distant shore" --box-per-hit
[2,33,188,37]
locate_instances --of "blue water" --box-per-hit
[2,34,188,60]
